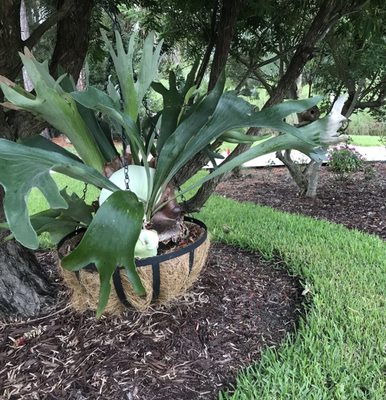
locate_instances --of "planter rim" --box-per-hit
[57,216,208,266]
[58,217,209,307]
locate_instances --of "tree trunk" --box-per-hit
[0,236,54,318]
[208,0,242,90]
[276,150,308,194]
[195,0,219,87]
[305,161,322,198]
[0,0,23,80]
[20,0,33,91]
[49,0,95,79]
[0,187,54,318]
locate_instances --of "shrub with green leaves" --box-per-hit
[328,145,364,180]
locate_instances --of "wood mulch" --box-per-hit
[216,162,386,240]
[0,244,303,400]
[2,161,382,399]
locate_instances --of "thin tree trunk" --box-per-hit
[0,187,54,318]
[208,0,242,90]
[195,0,219,87]
[276,150,308,194]
[305,161,322,198]
[20,0,33,91]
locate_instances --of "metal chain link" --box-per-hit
[122,134,130,190]
[124,161,130,190]
[176,184,189,215]
[81,182,88,201]
[177,186,186,203]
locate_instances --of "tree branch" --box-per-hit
[195,0,219,87]
[24,0,74,49]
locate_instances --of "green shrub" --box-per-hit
[328,145,364,180]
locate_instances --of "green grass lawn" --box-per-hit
[28,173,100,215]
[197,197,386,399]
[28,175,385,399]
[349,135,384,147]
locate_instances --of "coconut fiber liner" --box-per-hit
[58,218,210,314]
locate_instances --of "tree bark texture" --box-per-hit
[208,0,242,90]
[0,236,54,318]
[0,187,54,318]
[305,161,322,198]
[20,0,33,91]
[0,0,23,80]
[50,0,95,79]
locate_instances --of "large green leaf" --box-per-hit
[71,87,149,164]
[0,139,119,249]
[169,94,321,182]
[102,30,137,119]
[152,73,183,152]
[153,61,199,153]
[136,32,163,107]
[149,72,226,210]
[29,189,93,244]
[178,115,331,200]
[76,104,118,162]
[19,135,81,162]
[71,87,144,158]
[101,30,163,121]
[61,190,145,318]
[31,215,79,244]
[150,84,321,213]
[0,50,105,171]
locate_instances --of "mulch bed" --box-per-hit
[3,161,382,399]
[216,162,386,240]
[0,244,302,400]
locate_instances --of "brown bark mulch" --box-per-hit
[216,162,386,240]
[0,244,302,400]
[3,161,380,399]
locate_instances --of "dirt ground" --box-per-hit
[217,162,386,240]
[0,244,302,400]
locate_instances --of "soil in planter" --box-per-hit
[57,221,209,313]
[0,243,303,400]
[57,221,205,259]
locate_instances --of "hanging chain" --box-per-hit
[122,134,130,190]
[176,183,190,216]
[124,161,130,190]
[81,182,88,201]
[177,186,186,204]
